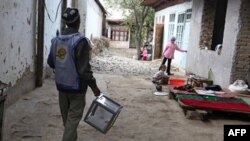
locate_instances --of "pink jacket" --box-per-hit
[142,49,148,57]
[163,43,186,59]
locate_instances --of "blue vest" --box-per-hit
[51,32,84,92]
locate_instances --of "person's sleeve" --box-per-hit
[175,45,186,52]
[75,38,101,96]
[47,39,55,69]
[158,71,165,79]
[153,71,161,80]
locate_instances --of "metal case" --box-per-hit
[84,94,123,134]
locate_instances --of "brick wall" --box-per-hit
[199,0,217,49]
[231,0,250,84]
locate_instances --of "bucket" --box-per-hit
[169,79,186,86]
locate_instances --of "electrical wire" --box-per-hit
[44,0,62,23]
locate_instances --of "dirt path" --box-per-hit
[3,73,250,141]
[79,74,250,141]
[3,48,250,141]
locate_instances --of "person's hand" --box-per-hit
[92,87,101,97]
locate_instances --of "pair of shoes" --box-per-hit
[152,80,160,85]
[168,73,174,75]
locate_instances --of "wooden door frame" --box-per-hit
[36,0,45,87]
[154,24,164,59]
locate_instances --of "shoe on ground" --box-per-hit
[156,85,162,91]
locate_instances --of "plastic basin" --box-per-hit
[169,79,186,86]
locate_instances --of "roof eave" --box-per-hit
[95,0,107,14]
[142,0,191,11]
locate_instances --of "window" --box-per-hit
[176,13,185,47]
[186,9,192,22]
[211,0,228,50]
[111,29,129,41]
[167,9,192,47]
[199,0,228,50]
[168,14,176,40]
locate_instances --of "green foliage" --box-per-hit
[103,0,155,55]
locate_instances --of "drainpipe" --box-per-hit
[36,0,45,87]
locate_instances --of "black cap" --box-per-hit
[62,8,80,24]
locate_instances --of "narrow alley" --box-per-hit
[3,49,250,141]
[1,0,250,141]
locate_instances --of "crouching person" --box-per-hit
[152,65,169,85]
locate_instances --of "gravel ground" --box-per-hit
[91,55,158,76]
[90,49,182,79]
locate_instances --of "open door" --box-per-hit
[154,24,164,59]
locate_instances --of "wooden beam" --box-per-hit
[142,0,159,6]
[155,0,190,11]
[152,0,166,8]
[61,0,67,31]
[143,0,191,11]
[36,0,45,87]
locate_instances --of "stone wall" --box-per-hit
[199,0,216,49]
[231,0,250,84]
[186,0,241,87]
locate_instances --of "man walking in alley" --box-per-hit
[47,8,101,141]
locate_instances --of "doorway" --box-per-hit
[154,24,164,59]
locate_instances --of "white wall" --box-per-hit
[85,0,103,39]
[107,24,111,38]
[153,2,192,67]
[186,0,241,87]
[110,41,130,48]
[77,0,87,35]
[44,0,62,70]
[0,0,62,83]
[74,0,104,39]
[0,0,63,107]
[67,0,72,7]
[0,0,36,85]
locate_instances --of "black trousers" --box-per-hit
[161,57,172,74]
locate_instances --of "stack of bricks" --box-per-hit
[199,0,217,49]
[231,0,250,84]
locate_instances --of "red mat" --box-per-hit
[179,99,250,113]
